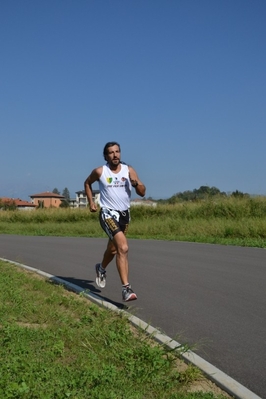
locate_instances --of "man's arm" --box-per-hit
[84,167,102,212]
[128,166,146,197]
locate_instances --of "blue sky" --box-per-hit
[1,0,266,200]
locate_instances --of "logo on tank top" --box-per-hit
[106,176,127,187]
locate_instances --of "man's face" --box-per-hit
[106,145,121,166]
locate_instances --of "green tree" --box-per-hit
[52,188,60,195]
[164,185,226,204]
[59,200,69,208]
[60,187,70,208]
[231,190,249,198]
[62,187,70,201]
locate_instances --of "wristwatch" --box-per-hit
[132,181,138,187]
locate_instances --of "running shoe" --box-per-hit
[95,263,106,288]
[122,285,137,302]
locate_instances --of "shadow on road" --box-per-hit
[51,275,128,310]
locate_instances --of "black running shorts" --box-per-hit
[99,208,130,240]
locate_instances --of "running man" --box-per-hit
[84,141,146,301]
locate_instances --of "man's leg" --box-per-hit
[96,233,128,287]
[112,231,137,301]
[101,239,117,268]
[95,239,117,288]
[112,231,129,285]
[100,231,136,301]
[97,234,128,284]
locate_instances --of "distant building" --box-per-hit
[29,192,65,208]
[15,199,37,210]
[69,192,156,208]
[0,197,36,211]
[69,190,100,208]
[130,199,157,207]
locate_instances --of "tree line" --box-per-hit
[157,186,250,204]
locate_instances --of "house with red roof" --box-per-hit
[29,192,65,208]
[0,197,36,210]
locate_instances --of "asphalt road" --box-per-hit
[0,235,265,398]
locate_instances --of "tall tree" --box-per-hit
[60,187,70,208]
[62,187,70,201]
[52,188,60,195]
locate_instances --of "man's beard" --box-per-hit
[110,158,120,166]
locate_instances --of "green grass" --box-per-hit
[0,260,229,399]
[1,196,266,247]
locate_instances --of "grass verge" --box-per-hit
[0,260,230,399]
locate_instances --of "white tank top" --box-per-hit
[99,164,132,211]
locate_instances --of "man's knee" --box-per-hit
[118,242,128,255]
[114,234,128,255]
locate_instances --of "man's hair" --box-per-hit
[103,141,121,159]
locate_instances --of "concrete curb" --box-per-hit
[1,257,262,399]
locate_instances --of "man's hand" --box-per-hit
[130,179,138,187]
[128,166,146,197]
[129,170,138,187]
[89,202,97,212]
